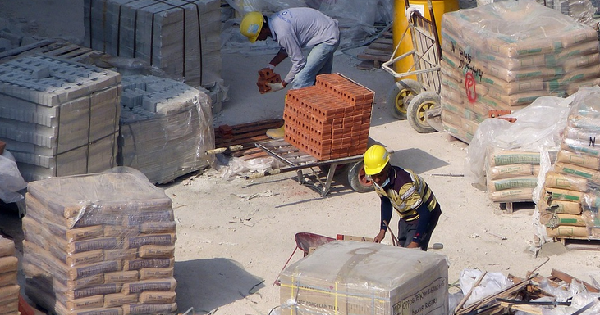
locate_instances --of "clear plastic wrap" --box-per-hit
[22,167,177,315]
[277,241,448,315]
[441,0,600,142]
[119,75,215,184]
[0,150,27,203]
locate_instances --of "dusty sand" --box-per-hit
[0,1,599,315]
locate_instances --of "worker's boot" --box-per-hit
[266,123,285,139]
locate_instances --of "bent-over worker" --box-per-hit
[363,145,442,251]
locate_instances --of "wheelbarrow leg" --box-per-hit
[322,163,338,197]
[296,170,305,184]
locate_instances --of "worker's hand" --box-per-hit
[407,241,420,249]
[267,82,285,92]
[373,230,386,243]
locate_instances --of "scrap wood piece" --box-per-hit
[551,268,600,293]
[455,275,535,315]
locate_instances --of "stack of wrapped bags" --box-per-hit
[486,149,541,203]
[22,168,177,315]
[0,236,19,315]
[441,0,600,143]
[540,87,600,239]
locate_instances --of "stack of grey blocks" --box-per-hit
[84,0,223,90]
[0,55,121,182]
[120,74,213,184]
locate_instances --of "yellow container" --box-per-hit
[392,0,459,81]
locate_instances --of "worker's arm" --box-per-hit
[268,49,288,67]
[374,197,393,243]
[408,203,433,248]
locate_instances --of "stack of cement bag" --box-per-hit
[487,149,541,203]
[0,55,121,182]
[22,169,177,315]
[441,1,600,143]
[119,75,214,184]
[84,0,222,90]
[0,236,19,315]
[540,87,600,239]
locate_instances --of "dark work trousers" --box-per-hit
[397,203,442,251]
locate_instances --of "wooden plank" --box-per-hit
[368,42,394,51]
[362,48,391,57]
[358,54,389,62]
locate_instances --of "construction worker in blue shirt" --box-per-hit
[363,145,442,251]
[240,7,340,138]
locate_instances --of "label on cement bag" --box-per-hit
[139,268,174,280]
[0,237,15,258]
[104,271,139,284]
[540,199,581,214]
[488,164,539,180]
[65,308,123,315]
[488,177,538,191]
[121,278,177,294]
[139,291,176,304]
[561,139,600,158]
[545,187,585,202]
[126,234,176,249]
[138,245,175,258]
[557,150,600,170]
[66,250,104,267]
[0,256,18,274]
[122,303,177,315]
[126,210,174,226]
[546,226,589,238]
[69,261,122,280]
[71,283,122,300]
[104,249,137,261]
[103,225,140,238]
[103,293,140,308]
[64,274,105,291]
[490,188,534,202]
[66,225,105,242]
[545,172,591,192]
[490,150,540,166]
[65,295,104,310]
[139,221,176,234]
[124,258,175,271]
[0,271,17,287]
[67,238,122,254]
[540,213,586,227]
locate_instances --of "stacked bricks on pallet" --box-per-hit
[83,0,222,89]
[486,149,541,203]
[22,169,177,315]
[0,236,20,315]
[0,55,121,182]
[440,1,600,143]
[119,74,214,184]
[283,74,373,160]
[539,88,600,239]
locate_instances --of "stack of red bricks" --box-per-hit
[284,74,373,160]
[257,68,283,94]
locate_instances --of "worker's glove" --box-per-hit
[267,82,285,92]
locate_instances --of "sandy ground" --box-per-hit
[1,1,600,315]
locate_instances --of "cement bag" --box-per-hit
[487,176,538,192]
[0,150,26,203]
[488,164,540,180]
[554,162,600,184]
[490,187,534,202]
[556,150,600,170]
[545,172,595,192]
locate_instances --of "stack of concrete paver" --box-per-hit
[84,0,222,89]
[0,55,121,182]
[441,1,600,143]
[0,236,19,315]
[22,169,177,315]
[120,74,213,184]
[540,88,600,239]
[283,74,373,160]
[486,149,541,203]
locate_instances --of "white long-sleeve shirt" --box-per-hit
[269,7,339,84]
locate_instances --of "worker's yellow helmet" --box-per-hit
[363,145,390,175]
[240,11,263,43]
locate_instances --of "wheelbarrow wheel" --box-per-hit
[387,79,422,120]
[347,161,373,193]
[407,91,440,133]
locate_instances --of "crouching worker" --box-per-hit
[363,145,442,251]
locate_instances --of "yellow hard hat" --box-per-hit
[363,145,390,175]
[240,11,263,43]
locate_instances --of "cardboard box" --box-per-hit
[278,241,448,315]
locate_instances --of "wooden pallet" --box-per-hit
[554,237,600,249]
[357,31,394,70]
[0,38,104,65]
[214,119,284,159]
[497,201,535,214]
